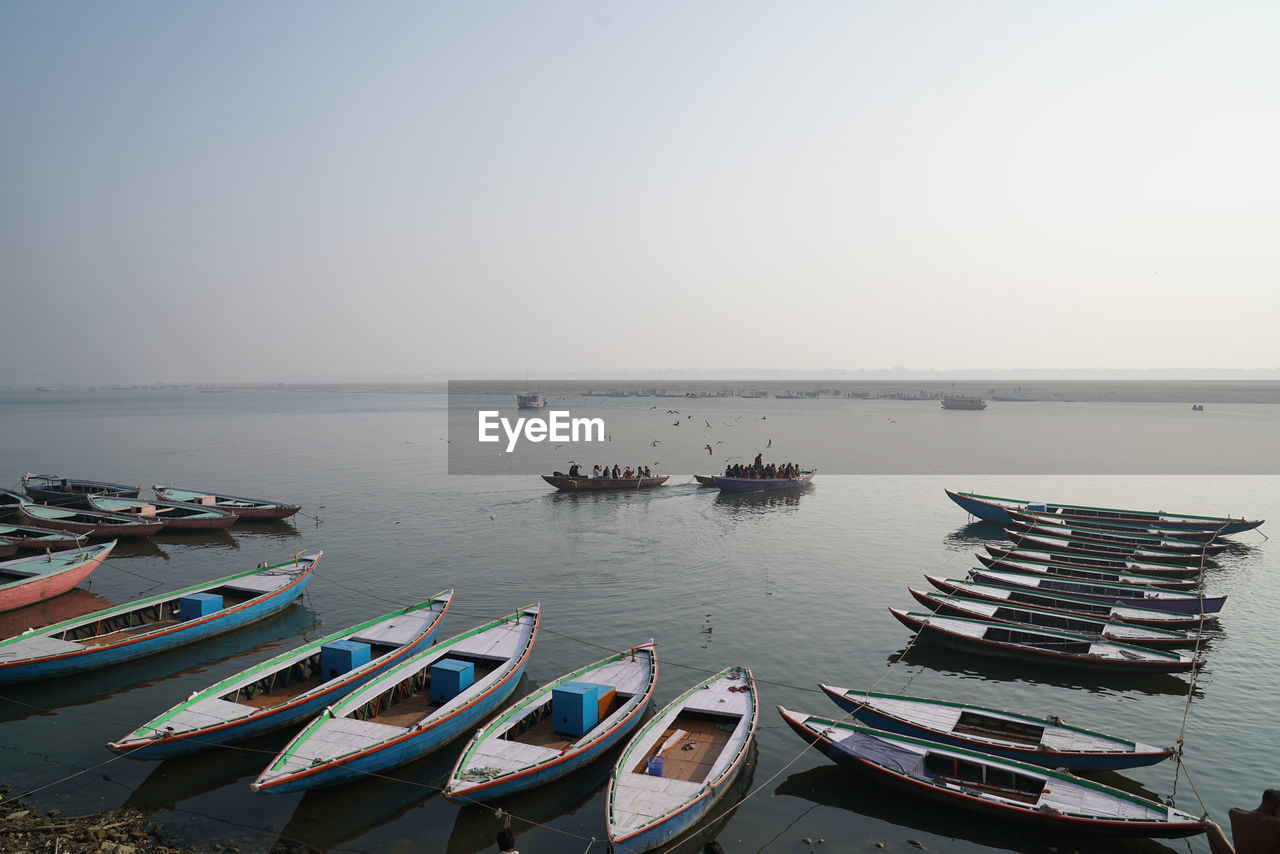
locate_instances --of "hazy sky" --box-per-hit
[2,2,1277,384]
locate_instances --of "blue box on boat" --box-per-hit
[552,681,611,737]
[178,593,222,621]
[430,658,474,704]
[320,640,371,680]
[647,755,665,777]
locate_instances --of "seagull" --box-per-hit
[704,420,712,428]
[667,410,680,414]
[651,439,661,447]
[766,438,772,448]
[672,420,681,427]
[649,405,657,410]
[705,444,713,455]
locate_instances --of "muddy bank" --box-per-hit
[1,797,195,854]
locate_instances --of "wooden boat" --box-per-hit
[20,473,140,507]
[151,486,300,519]
[889,609,1202,673]
[86,495,238,530]
[983,546,1202,576]
[0,552,319,685]
[0,542,116,614]
[693,475,718,487]
[923,575,1215,630]
[444,643,658,803]
[944,489,1263,535]
[968,569,1226,615]
[1005,516,1228,554]
[941,397,987,410]
[998,532,1214,566]
[18,503,166,538]
[713,471,815,493]
[907,589,1204,648]
[542,475,669,491]
[1006,509,1224,543]
[819,686,1173,770]
[251,605,539,794]
[607,666,757,852]
[0,523,85,551]
[778,709,1204,838]
[0,489,28,519]
[975,554,1200,588]
[0,539,16,559]
[107,591,453,759]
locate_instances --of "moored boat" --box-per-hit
[445,643,658,803]
[0,490,28,519]
[975,554,1200,588]
[152,486,301,520]
[941,397,987,410]
[20,473,140,507]
[907,588,1204,648]
[713,470,815,492]
[889,609,1202,673]
[1005,509,1225,543]
[251,605,540,794]
[516,393,546,409]
[923,575,1215,630]
[968,569,1226,615]
[107,591,453,759]
[0,539,15,559]
[984,545,1203,575]
[0,552,319,685]
[819,686,1173,770]
[998,532,1215,566]
[87,495,238,530]
[607,666,757,852]
[0,523,85,551]
[945,489,1263,535]
[18,503,166,538]
[0,542,117,614]
[542,475,669,491]
[778,709,1204,838]
[1005,516,1228,553]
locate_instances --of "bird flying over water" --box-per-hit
[705,444,713,455]
[766,438,772,448]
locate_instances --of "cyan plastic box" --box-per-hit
[430,658,474,704]
[553,681,611,737]
[178,592,222,621]
[320,640,371,680]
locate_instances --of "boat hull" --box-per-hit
[945,490,1261,534]
[542,476,668,491]
[969,570,1225,615]
[17,505,164,538]
[713,472,814,492]
[0,544,114,613]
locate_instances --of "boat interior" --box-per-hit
[499,691,633,750]
[922,752,1046,804]
[633,709,741,784]
[990,607,1090,633]
[223,641,401,709]
[980,627,1093,654]
[950,711,1046,746]
[351,651,505,727]
[55,585,263,645]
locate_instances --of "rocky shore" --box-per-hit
[1,798,195,854]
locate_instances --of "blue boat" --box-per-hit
[819,686,1173,770]
[106,591,453,759]
[607,666,757,852]
[945,489,1262,535]
[713,471,814,493]
[444,643,657,803]
[0,553,319,685]
[251,605,540,794]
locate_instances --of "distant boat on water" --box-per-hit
[36,387,57,392]
[941,396,987,410]
[516,393,546,409]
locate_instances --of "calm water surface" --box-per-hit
[0,390,1274,854]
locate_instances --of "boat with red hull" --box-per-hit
[152,486,301,520]
[18,504,165,538]
[0,542,116,613]
[542,475,669,491]
[20,474,140,507]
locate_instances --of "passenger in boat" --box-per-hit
[1217,788,1280,854]
[612,464,621,479]
[495,828,519,853]
[568,463,581,477]
[622,467,634,479]
[591,465,602,479]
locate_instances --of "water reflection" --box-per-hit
[124,729,295,811]
[273,746,459,853]
[774,764,1181,854]
[106,537,171,561]
[712,490,806,514]
[154,527,240,551]
[231,519,303,542]
[888,644,1203,699]
[0,587,114,638]
[0,605,319,721]
[943,521,1008,549]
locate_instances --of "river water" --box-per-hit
[0,389,1274,854]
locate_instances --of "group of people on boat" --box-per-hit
[563,463,654,480]
[724,456,803,480]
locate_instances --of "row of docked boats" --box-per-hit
[0,474,301,541]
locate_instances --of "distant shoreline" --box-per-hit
[78,379,1280,404]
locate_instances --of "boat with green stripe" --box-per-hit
[946,489,1262,534]
[107,591,453,759]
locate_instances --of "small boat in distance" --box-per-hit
[778,709,1205,838]
[607,666,757,853]
[941,397,987,410]
[107,591,454,759]
[543,475,669,491]
[87,495,238,530]
[0,542,116,614]
[516,393,546,409]
[152,486,301,520]
[21,473,140,507]
[818,686,1174,770]
[0,552,319,685]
